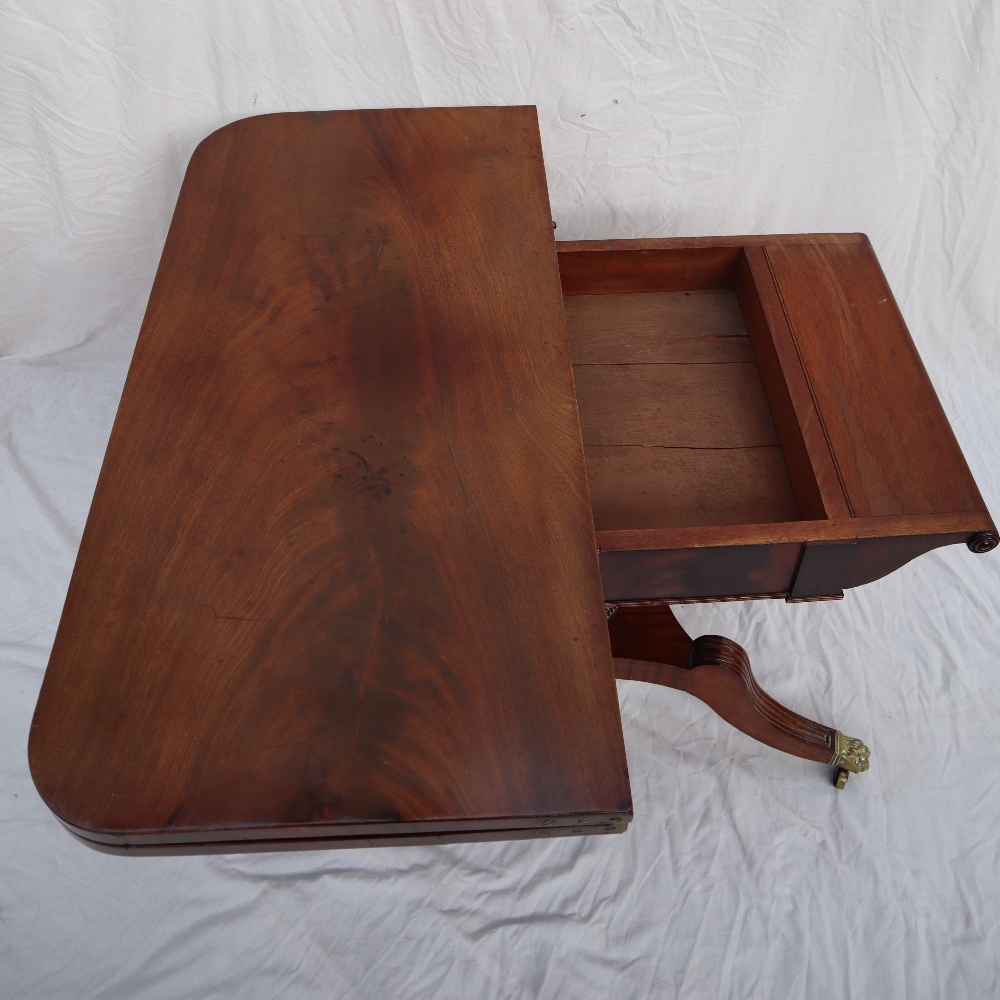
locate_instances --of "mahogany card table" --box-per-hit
[29,107,997,853]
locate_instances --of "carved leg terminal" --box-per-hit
[607,603,870,787]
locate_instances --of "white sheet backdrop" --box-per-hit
[2,2,999,997]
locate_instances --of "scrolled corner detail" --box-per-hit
[967,531,999,555]
[831,732,871,774]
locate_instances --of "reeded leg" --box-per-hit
[607,603,870,786]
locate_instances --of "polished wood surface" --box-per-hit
[608,605,841,765]
[583,446,800,532]
[558,244,741,295]
[576,232,989,785]
[574,362,780,449]
[736,248,845,521]
[558,236,996,605]
[563,290,753,364]
[787,541,858,601]
[764,239,984,517]
[600,543,802,603]
[30,107,997,838]
[565,287,800,531]
[593,512,992,552]
[29,108,631,851]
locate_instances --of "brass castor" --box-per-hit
[830,731,870,789]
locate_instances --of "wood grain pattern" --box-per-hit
[736,249,841,520]
[787,541,858,600]
[764,239,988,518]
[584,445,800,531]
[565,285,800,531]
[558,246,741,295]
[558,234,873,254]
[569,234,987,781]
[608,606,839,765]
[594,512,996,552]
[561,235,994,605]
[599,543,802,602]
[29,108,631,851]
[607,602,693,665]
[845,533,971,589]
[72,821,631,856]
[614,640,837,763]
[564,290,753,364]
[573,362,782,449]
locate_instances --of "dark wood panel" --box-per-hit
[565,275,800,532]
[788,542,858,599]
[574,363,782,449]
[56,804,628,850]
[765,239,988,518]
[610,609,843,766]
[557,246,742,294]
[565,233,994,610]
[564,290,753,364]
[29,108,631,850]
[66,820,631,856]
[558,234,871,254]
[608,603,693,664]
[599,544,801,602]
[736,249,837,520]
[594,511,996,552]
[613,654,838,764]
[846,533,971,589]
[585,445,800,530]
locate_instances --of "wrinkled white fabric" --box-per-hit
[2,2,999,997]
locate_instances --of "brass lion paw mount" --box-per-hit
[831,731,871,789]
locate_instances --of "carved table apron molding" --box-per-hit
[28,108,997,853]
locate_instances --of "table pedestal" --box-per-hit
[608,603,871,787]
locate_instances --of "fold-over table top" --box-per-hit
[29,107,631,851]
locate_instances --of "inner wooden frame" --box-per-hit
[559,245,828,533]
